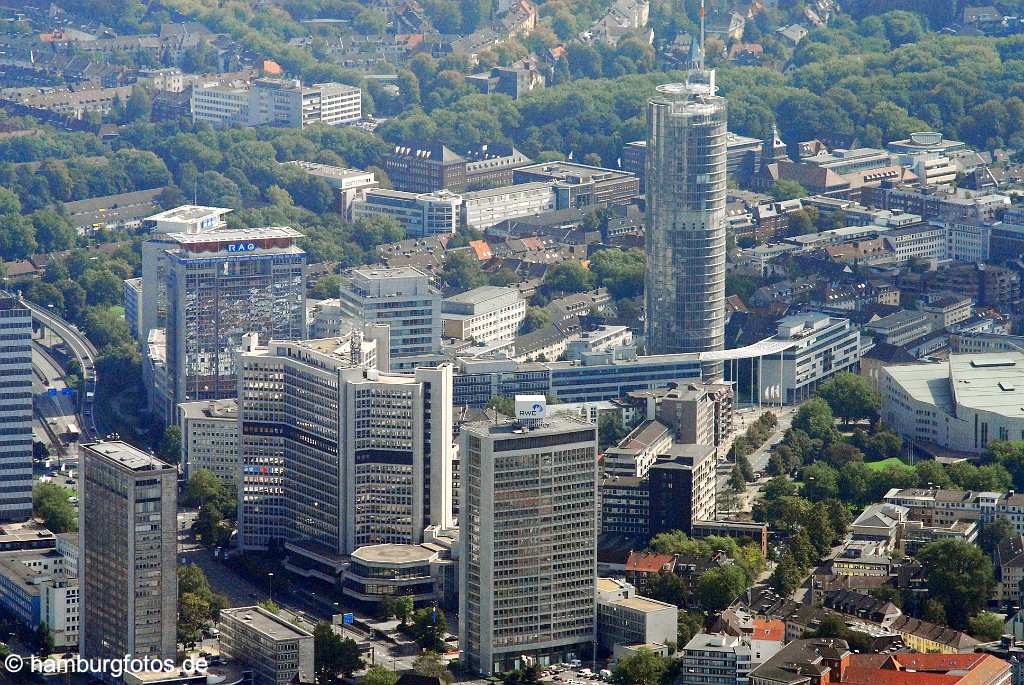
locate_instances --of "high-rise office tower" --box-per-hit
[165,225,306,408]
[645,72,727,376]
[338,267,441,370]
[0,293,33,522]
[79,442,177,672]
[459,400,598,675]
[647,444,717,536]
[139,205,233,344]
[237,332,454,581]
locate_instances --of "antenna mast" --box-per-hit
[699,0,705,71]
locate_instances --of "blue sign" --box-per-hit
[342,613,354,625]
[61,388,74,396]
[226,242,258,253]
[48,388,57,397]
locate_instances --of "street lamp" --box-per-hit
[267,572,274,601]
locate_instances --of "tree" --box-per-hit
[792,398,837,443]
[769,180,807,201]
[589,248,645,299]
[362,666,399,685]
[393,595,414,625]
[969,612,1006,642]
[646,571,687,608]
[412,651,453,682]
[486,395,515,417]
[544,261,595,294]
[519,306,550,334]
[411,607,447,651]
[314,622,364,683]
[34,621,55,658]
[439,251,485,291]
[770,553,804,596]
[979,517,1015,556]
[917,539,995,629]
[125,84,152,122]
[610,649,669,685]
[362,663,397,683]
[816,373,880,425]
[729,465,747,493]
[157,425,181,465]
[738,451,755,481]
[696,565,747,612]
[178,591,211,648]
[822,443,865,469]
[311,274,342,300]
[259,599,280,614]
[32,482,77,533]
[801,462,839,501]
[599,413,629,450]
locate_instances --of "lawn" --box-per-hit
[865,457,912,472]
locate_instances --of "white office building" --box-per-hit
[351,189,462,237]
[339,267,442,367]
[882,224,948,264]
[237,333,455,584]
[0,294,33,522]
[946,221,991,262]
[596,578,677,652]
[755,313,866,404]
[192,78,361,128]
[681,629,785,685]
[461,181,556,230]
[882,352,1024,454]
[460,402,598,675]
[177,398,239,484]
[442,286,526,343]
[282,161,378,217]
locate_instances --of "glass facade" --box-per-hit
[645,79,727,376]
[168,249,306,407]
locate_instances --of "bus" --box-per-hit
[63,423,80,442]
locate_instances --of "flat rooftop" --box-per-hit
[610,596,677,612]
[352,266,430,280]
[167,226,303,243]
[145,205,231,223]
[221,606,312,641]
[283,160,372,179]
[445,285,520,306]
[178,398,238,420]
[351,543,435,565]
[84,441,174,472]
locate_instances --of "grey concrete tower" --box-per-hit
[644,75,727,378]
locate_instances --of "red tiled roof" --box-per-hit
[625,551,675,573]
[842,653,1009,685]
[468,240,492,261]
[750,619,784,642]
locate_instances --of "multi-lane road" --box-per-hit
[22,298,99,440]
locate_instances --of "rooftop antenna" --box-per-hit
[699,0,705,71]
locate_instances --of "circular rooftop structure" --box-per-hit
[909,132,943,145]
[351,543,435,566]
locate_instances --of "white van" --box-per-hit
[569,660,582,669]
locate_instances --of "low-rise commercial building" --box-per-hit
[341,542,457,609]
[882,224,947,263]
[177,398,239,484]
[864,310,933,347]
[920,294,973,330]
[282,161,377,217]
[218,606,314,685]
[513,161,639,207]
[351,189,462,237]
[461,182,556,230]
[596,578,677,653]
[441,286,525,343]
[681,623,785,685]
[603,420,671,478]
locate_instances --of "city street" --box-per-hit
[717,403,799,514]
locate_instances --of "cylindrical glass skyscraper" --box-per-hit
[645,77,727,378]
